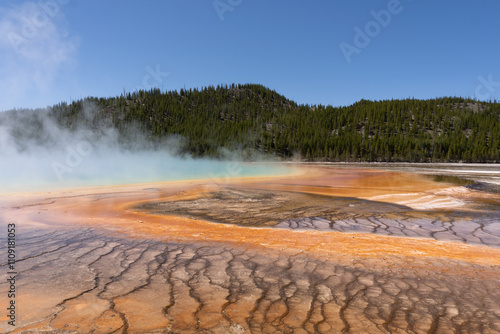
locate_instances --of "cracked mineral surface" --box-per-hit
[1,165,499,333]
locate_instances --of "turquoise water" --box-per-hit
[73,159,291,186]
[0,151,293,193]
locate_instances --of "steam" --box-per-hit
[0,103,288,193]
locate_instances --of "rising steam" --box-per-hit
[0,103,288,193]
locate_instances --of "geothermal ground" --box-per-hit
[1,164,500,333]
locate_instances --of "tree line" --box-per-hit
[2,84,499,162]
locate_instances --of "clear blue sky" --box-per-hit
[1,0,499,111]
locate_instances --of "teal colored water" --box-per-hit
[0,152,293,193]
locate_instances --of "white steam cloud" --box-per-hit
[0,104,288,193]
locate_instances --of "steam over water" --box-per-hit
[0,150,289,192]
[0,106,290,192]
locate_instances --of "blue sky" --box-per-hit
[0,0,499,111]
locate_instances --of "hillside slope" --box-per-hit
[2,84,499,162]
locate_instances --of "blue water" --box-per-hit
[0,151,293,193]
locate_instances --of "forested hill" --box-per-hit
[2,84,500,162]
